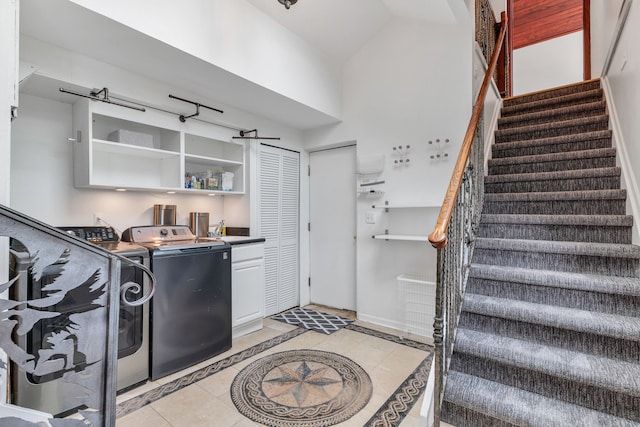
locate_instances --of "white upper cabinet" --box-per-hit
[72,98,245,194]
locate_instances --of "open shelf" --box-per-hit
[73,97,245,193]
[371,234,429,241]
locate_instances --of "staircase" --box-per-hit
[440,79,640,426]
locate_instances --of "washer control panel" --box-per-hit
[58,226,118,242]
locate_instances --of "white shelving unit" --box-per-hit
[72,97,245,194]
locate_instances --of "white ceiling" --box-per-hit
[245,0,460,65]
[19,0,462,130]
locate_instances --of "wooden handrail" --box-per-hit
[428,11,508,249]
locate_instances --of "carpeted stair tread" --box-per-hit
[484,166,620,185]
[484,189,626,203]
[480,214,632,227]
[488,148,616,167]
[482,190,627,215]
[498,100,607,129]
[475,238,640,259]
[454,329,640,396]
[443,371,640,427]
[495,115,609,143]
[462,293,640,342]
[491,130,612,158]
[469,264,640,297]
[443,79,640,424]
[502,79,601,107]
[501,88,604,117]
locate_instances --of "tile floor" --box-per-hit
[115,306,435,427]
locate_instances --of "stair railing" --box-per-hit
[428,11,508,426]
[0,204,155,426]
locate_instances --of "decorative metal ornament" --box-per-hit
[278,0,298,9]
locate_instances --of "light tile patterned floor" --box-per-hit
[116,307,433,427]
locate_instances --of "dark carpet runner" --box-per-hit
[441,79,640,427]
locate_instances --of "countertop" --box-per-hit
[219,236,266,245]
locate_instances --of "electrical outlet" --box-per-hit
[365,211,377,224]
[94,212,103,225]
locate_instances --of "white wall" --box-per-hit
[513,31,584,95]
[304,18,472,330]
[591,0,625,76]
[600,0,640,244]
[0,0,17,206]
[66,0,342,121]
[12,38,303,233]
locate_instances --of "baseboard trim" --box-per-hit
[602,76,640,244]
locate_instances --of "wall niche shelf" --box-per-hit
[371,201,434,241]
[72,97,245,194]
[371,233,429,242]
[371,202,434,212]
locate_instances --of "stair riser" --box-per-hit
[495,119,609,144]
[441,402,517,427]
[501,92,605,117]
[498,105,607,130]
[492,138,612,158]
[459,312,640,362]
[485,176,621,193]
[477,223,632,244]
[482,199,627,216]
[449,354,640,422]
[472,248,639,276]
[503,81,602,107]
[488,156,616,175]
[466,277,640,317]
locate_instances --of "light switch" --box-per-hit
[365,211,377,224]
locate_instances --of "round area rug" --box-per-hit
[231,349,373,427]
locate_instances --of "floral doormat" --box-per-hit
[272,308,354,334]
[231,349,372,426]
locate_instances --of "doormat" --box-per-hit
[272,308,354,334]
[231,349,372,427]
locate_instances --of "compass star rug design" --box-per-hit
[272,308,354,334]
[231,349,373,426]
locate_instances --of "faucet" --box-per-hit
[213,219,225,237]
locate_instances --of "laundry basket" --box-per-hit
[397,274,436,340]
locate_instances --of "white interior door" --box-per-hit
[309,145,356,311]
[258,144,300,316]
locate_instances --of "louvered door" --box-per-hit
[257,144,300,316]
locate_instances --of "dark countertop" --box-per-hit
[219,236,266,245]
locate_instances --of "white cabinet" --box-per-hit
[72,98,245,194]
[231,242,265,339]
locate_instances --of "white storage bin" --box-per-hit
[108,129,154,148]
[397,274,436,340]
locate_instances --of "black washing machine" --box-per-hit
[122,225,231,380]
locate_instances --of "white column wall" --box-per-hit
[0,0,17,206]
[591,0,625,76]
